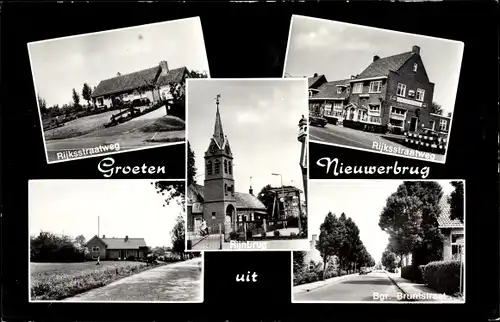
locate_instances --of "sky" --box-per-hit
[284,15,464,116]
[308,180,455,263]
[28,17,210,107]
[29,180,183,248]
[187,79,308,198]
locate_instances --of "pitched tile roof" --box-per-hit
[437,195,463,228]
[311,79,352,99]
[187,183,266,210]
[308,74,326,88]
[101,237,147,250]
[91,65,187,98]
[356,52,414,79]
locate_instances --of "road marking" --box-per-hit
[150,132,158,140]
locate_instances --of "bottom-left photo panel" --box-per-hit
[28,179,203,303]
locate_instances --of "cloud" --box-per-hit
[236,111,261,124]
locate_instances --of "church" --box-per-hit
[186,96,267,240]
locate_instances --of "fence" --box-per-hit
[404,132,447,155]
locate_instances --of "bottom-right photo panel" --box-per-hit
[292,179,465,304]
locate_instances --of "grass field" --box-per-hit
[30,261,159,301]
[139,116,185,133]
[43,110,118,140]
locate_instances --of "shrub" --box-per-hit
[274,230,280,237]
[324,270,338,280]
[420,260,461,295]
[186,240,193,250]
[229,231,239,240]
[260,232,266,238]
[339,270,347,276]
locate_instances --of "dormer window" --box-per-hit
[413,63,418,72]
[337,87,342,94]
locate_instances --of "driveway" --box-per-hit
[64,258,202,302]
[309,124,444,162]
[293,272,402,302]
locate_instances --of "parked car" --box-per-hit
[359,270,368,275]
[309,115,328,127]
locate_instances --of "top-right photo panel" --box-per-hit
[283,15,464,164]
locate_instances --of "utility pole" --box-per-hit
[96,216,100,265]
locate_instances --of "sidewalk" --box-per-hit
[385,272,464,302]
[293,273,357,294]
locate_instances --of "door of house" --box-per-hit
[409,117,418,132]
[120,250,126,259]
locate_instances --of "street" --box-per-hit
[309,124,444,162]
[63,258,202,302]
[294,272,403,302]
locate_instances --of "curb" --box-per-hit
[385,272,408,296]
[293,273,356,294]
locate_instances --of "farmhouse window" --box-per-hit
[368,105,381,115]
[416,89,425,102]
[337,87,342,94]
[413,63,418,72]
[397,83,407,97]
[352,83,363,94]
[92,246,100,252]
[369,81,382,93]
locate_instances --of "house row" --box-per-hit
[308,45,451,136]
[90,60,188,108]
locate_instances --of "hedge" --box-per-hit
[294,268,349,286]
[419,260,462,295]
[401,265,423,283]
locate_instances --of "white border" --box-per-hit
[184,78,311,252]
[27,16,211,165]
[282,14,465,165]
[28,178,204,303]
[291,178,466,304]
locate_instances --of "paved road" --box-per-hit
[309,124,444,162]
[64,258,202,302]
[294,272,403,302]
[45,109,184,162]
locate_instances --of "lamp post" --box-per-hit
[271,173,285,219]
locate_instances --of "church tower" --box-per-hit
[203,94,237,240]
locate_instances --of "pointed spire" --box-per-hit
[213,94,225,145]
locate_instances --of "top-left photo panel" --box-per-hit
[28,17,210,164]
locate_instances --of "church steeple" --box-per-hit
[213,94,225,148]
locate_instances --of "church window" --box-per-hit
[225,183,228,196]
[214,160,221,174]
[206,160,213,175]
[224,160,228,174]
[231,185,235,197]
[212,212,216,219]
[228,161,232,174]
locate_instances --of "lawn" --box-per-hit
[30,261,160,301]
[43,110,118,140]
[139,116,185,133]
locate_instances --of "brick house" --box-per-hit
[91,61,188,108]
[85,235,148,260]
[309,45,451,136]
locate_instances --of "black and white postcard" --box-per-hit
[29,179,203,303]
[28,17,210,164]
[185,78,310,251]
[292,179,465,304]
[284,15,464,164]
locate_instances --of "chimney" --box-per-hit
[373,55,380,62]
[102,235,105,238]
[116,72,121,76]
[159,61,169,76]
[249,186,254,196]
[313,73,318,77]
[412,45,420,55]
[350,75,356,80]
[448,112,452,117]
[125,236,129,242]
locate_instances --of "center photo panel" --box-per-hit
[185,78,310,252]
